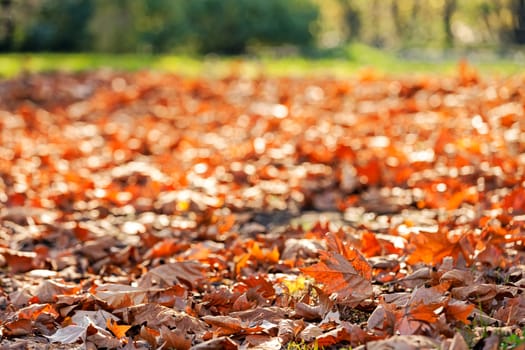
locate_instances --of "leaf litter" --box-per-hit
[0,64,524,348]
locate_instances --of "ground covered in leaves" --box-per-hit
[0,64,524,349]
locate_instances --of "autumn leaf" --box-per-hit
[316,321,372,347]
[140,325,160,348]
[406,229,472,265]
[445,299,474,324]
[202,315,263,337]
[0,248,37,273]
[95,284,147,308]
[1,319,33,337]
[106,318,131,339]
[325,232,372,280]
[17,303,59,321]
[138,261,206,289]
[300,250,373,306]
[1,68,525,349]
[46,325,86,344]
[144,238,184,260]
[160,325,191,350]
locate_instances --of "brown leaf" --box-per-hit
[0,248,37,273]
[202,315,263,337]
[139,325,160,348]
[95,284,147,308]
[17,303,59,321]
[493,296,525,325]
[366,335,439,350]
[2,319,33,337]
[124,303,206,334]
[138,261,206,289]
[277,319,305,344]
[160,325,191,350]
[446,332,469,350]
[316,321,370,347]
[439,269,474,289]
[35,280,81,303]
[191,336,238,350]
[228,306,287,324]
[367,302,397,336]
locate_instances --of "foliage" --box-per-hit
[182,0,319,54]
[1,0,525,54]
[18,0,94,52]
[0,0,319,54]
[0,64,525,348]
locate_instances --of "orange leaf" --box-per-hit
[446,300,474,324]
[361,231,382,258]
[140,325,160,348]
[407,302,440,323]
[235,253,251,277]
[406,229,465,265]
[502,187,525,214]
[18,303,59,321]
[144,239,182,259]
[2,319,33,337]
[300,249,372,306]
[0,248,37,273]
[326,232,372,280]
[106,318,131,339]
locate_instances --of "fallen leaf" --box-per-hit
[301,248,373,306]
[106,318,131,339]
[366,335,439,350]
[138,261,206,289]
[46,325,86,344]
[160,325,191,350]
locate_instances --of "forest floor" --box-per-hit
[0,62,524,349]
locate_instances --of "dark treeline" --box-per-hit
[0,0,523,54]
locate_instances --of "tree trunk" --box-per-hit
[339,0,361,41]
[514,0,525,44]
[391,1,402,39]
[0,0,14,51]
[443,0,456,48]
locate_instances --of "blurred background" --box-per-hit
[0,0,524,60]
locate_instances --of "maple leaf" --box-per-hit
[316,321,372,347]
[1,319,33,337]
[445,299,474,324]
[35,280,81,303]
[502,187,525,214]
[138,261,206,289]
[396,302,440,336]
[406,228,472,265]
[140,325,160,348]
[0,247,37,273]
[106,318,131,339]
[202,315,263,337]
[493,296,525,325]
[160,325,191,350]
[301,248,373,306]
[95,284,148,308]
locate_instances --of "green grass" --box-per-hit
[0,44,523,79]
[500,332,525,350]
